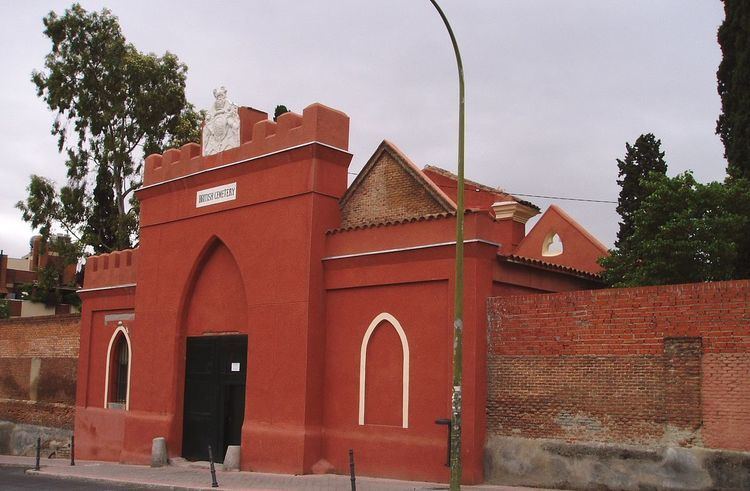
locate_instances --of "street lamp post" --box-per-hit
[427,1,465,489]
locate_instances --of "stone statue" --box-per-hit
[202,86,240,156]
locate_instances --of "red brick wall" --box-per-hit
[0,314,80,429]
[339,150,447,229]
[487,280,750,451]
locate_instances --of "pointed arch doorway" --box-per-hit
[182,335,247,462]
[180,238,249,463]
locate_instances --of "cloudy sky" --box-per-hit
[0,0,727,258]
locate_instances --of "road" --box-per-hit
[0,465,153,490]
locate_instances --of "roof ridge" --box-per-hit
[340,141,456,212]
[422,165,539,211]
[546,204,609,253]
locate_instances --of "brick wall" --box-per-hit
[0,314,80,429]
[487,280,750,451]
[339,150,448,229]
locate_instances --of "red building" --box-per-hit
[75,98,605,483]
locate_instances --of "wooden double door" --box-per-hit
[182,335,247,462]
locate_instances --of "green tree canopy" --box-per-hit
[18,3,201,258]
[716,0,750,180]
[273,104,290,122]
[601,173,750,287]
[614,133,667,249]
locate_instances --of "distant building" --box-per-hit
[0,235,78,317]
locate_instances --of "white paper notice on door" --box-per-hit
[231,362,240,372]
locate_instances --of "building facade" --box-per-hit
[75,97,605,483]
[1,236,78,318]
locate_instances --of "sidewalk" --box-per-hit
[0,455,551,491]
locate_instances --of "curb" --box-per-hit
[25,468,216,491]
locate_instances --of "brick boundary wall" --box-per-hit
[487,280,749,451]
[0,314,80,429]
[485,280,750,490]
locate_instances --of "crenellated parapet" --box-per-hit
[143,103,350,186]
[83,248,138,290]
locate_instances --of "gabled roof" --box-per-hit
[340,140,456,211]
[422,165,539,212]
[514,204,609,274]
[337,141,456,230]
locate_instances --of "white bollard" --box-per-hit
[151,437,168,468]
[223,445,241,471]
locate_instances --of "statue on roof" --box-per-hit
[202,86,240,156]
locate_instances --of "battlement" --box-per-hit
[143,103,350,186]
[83,248,138,290]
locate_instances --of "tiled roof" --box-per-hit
[326,211,456,235]
[499,253,604,281]
[422,165,540,211]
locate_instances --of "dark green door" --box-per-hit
[182,335,247,462]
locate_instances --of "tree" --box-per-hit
[601,172,750,287]
[18,3,201,257]
[273,105,290,122]
[614,134,667,248]
[716,0,750,180]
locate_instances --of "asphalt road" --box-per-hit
[0,465,153,490]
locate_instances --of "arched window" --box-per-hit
[542,232,564,257]
[358,313,409,428]
[104,323,131,409]
[112,335,129,404]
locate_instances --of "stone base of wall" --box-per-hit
[0,420,72,458]
[485,436,750,491]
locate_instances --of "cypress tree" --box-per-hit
[716,0,750,179]
[614,134,668,248]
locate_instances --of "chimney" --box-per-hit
[492,201,539,251]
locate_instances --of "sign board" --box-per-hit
[231,362,240,372]
[196,182,237,208]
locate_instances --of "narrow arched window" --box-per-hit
[113,335,129,404]
[104,323,131,409]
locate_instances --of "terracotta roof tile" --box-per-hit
[327,211,457,235]
[499,253,603,281]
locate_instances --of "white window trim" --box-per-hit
[358,312,410,428]
[103,322,132,410]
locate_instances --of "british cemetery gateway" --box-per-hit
[74,90,606,484]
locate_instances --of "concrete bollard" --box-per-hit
[223,445,241,471]
[151,437,168,467]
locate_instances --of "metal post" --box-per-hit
[348,449,356,491]
[435,418,452,466]
[208,445,219,488]
[35,437,41,471]
[428,1,465,489]
[70,435,75,466]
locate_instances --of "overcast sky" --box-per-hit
[0,0,727,257]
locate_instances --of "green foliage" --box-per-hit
[716,0,750,180]
[0,300,9,320]
[20,3,200,256]
[601,173,750,287]
[273,105,290,122]
[614,134,667,248]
